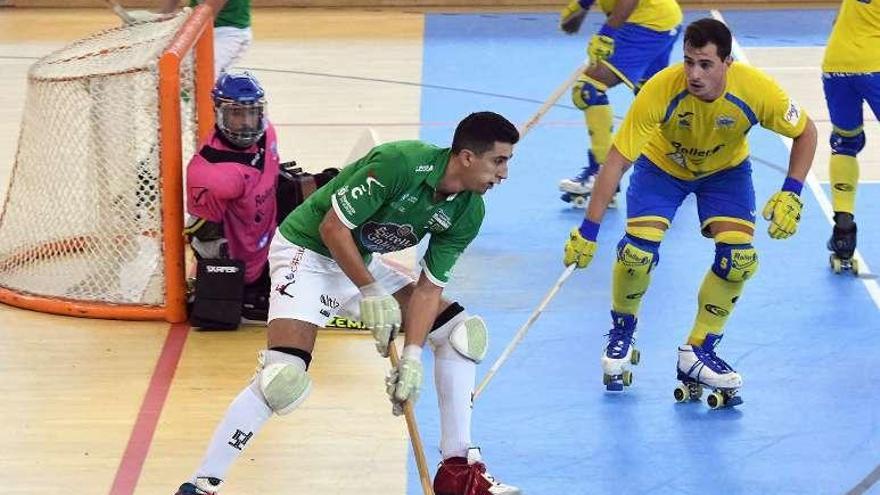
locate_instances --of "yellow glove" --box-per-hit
[588,34,615,63]
[560,0,588,34]
[762,190,803,239]
[564,226,598,269]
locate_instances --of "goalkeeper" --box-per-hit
[174,112,523,495]
[562,19,817,395]
[557,0,682,207]
[184,71,337,329]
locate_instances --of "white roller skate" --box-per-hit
[601,311,640,391]
[559,152,619,209]
[674,334,742,409]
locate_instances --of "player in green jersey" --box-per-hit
[174,112,523,495]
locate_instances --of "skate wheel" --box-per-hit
[602,373,612,386]
[630,348,640,365]
[830,255,842,274]
[621,370,633,387]
[707,392,724,409]
[852,258,860,276]
[674,384,689,403]
[572,195,587,208]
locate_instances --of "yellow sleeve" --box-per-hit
[754,72,808,139]
[612,73,669,162]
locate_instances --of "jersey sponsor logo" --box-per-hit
[415,164,434,172]
[358,221,419,253]
[784,100,801,126]
[715,114,736,129]
[704,304,729,317]
[366,171,386,194]
[666,142,725,168]
[325,315,366,330]
[427,210,452,233]
[336,191,357,216]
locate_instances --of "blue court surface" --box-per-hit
[411,9,880,495]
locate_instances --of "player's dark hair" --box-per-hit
[451,111,519,156]
[684,18,732,61]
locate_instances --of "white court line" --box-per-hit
[711,9,880,310]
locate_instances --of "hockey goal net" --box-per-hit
[0,6,217,322]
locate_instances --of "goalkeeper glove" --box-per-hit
[588,24,617,63]
[564,219,599,269]
[359,281,402,357]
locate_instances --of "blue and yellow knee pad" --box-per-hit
[572,75,609,110]
[712,232,759,282]
[615,233,660,275]
[830,128,866,157]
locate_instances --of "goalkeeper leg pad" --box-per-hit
[190,258,245,330]
[428,302,487,363]
[251,349,312,416]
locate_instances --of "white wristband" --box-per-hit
[402,345,423,362]
[359,281,386,298]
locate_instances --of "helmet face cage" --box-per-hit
[216,99,266,148]
[212,71,267,148]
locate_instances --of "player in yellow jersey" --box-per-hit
[562,19,818,408]
[821,0,880,274]
[558,0,682,208]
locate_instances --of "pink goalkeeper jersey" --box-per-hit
[186,124,280,284]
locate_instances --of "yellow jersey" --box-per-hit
[613,62,808,181]
[822,0,880,73]
[597,0,682,32]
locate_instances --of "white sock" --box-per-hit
[193,385,272,481]
[434,353,475,459]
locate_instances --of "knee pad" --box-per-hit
[571,75,609,110]
[615,234,660,275]
[427,302,488,363]
[712,243,759,282]
[830,129,866,157]
[254,349,312,415]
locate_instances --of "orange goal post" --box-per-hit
[0,2,220,322]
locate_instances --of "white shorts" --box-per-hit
[214,26,253,78]
[266,231,414,326]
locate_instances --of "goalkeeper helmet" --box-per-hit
[212,71,266,148]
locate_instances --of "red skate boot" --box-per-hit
[433,447,521,495]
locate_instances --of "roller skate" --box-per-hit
[559,152,619,209]
[174,477,222,495]
[828,212,858,275]
[674,334,742,409]
[601,311,640,391]
[433,447,521,495]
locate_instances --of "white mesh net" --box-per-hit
[0,12,199,307]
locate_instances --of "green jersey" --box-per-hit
[279,140,485,286]
[190,0,250,29]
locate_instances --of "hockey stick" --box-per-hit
[517,60,589,138]
[389,343,435,495]
[103,0,136,24]
[472,264,577,402]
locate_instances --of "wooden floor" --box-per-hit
[1,6,879,495]
[0,8,425,495]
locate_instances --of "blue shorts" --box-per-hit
[626,156,756,237]
[822,72,880,132]
[604,23,681,90]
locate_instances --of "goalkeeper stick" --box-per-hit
[103,0,135,24]
[389,344,435,495]
[472,264,577,402]
[518,60,589,138]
